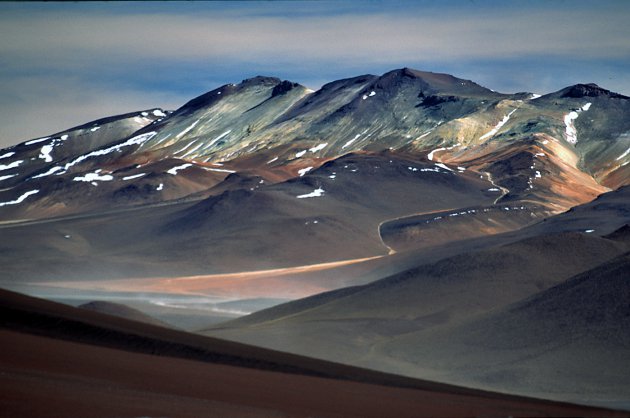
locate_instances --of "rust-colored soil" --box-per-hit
[0,289,625,417]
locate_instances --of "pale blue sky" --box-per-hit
[1,0,629,147]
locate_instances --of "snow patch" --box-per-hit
[0,160,23,172]
[535,152,545,157]
[295,150,307,158]
[63,132,157,172]
[267,156,278,164]
[563,104,590,144]
[153,109,166,117]
[206,130,232,149]
[342,134,361,149]
[584,229,595,233]
[417,130,433,140]
[73,171,114,182]
[156,183,164,191]
[0,174,17,181]
[176,120,200,139]
[24,137,50,145]
[616,147,630,161]
[167,163,193,175]
[564,111,579,144]
[0,152,15,160]
[435,163,453,172]
[122,173,147,181]
[428,147,446,161]
[309,143,328,153]
[39,144,54,162]
[202,167,236,173]
[297,187,325,199]
[298,167,313,177]
[181,142,205,158]
[488,188,500,191]
[0,189,39,207]
[480,108,518,141]
[31,166,64,179]
[529,94,542,100]
[90,126,100,132]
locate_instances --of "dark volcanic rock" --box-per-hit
[561,83,629,99]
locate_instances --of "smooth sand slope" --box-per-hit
[1,288,624,418]
[206,225,630,407]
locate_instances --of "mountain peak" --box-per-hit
[374,67,499,97]
[240,75,282,87]
[561,83,629,99]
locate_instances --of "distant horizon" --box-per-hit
[1,0,629,147]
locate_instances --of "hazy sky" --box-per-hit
[1,0,629,148]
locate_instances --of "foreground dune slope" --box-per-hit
[1,289,624,418]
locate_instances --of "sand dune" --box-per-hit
[1,288,624,417]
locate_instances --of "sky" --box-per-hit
[1,0,629,148]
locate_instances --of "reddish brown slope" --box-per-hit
[0,289,624,417]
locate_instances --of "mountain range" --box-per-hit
[1,67,629,414]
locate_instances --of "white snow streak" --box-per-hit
[0,152,15,160]
[122,173,147,181]
[417,130,433,140]
[0,174,17,181]
[174,142,195,155]
[176,120,200,139]
[428,147,446,161]
[0,189,39,207]
[63,132,157,172]
[205,130,232,149]
[32,166,64,179]
[153,109,166,117]
[297,187,325,199]
[73,172,114,182]
[156,183,164,191]
[342,134,361,149]
[90,126,100,132]
[480,108,518,141]
[267,156,278,164]
[616,147,630,161]
[295,150,307,158]
[167,163,193,175]
[309,143,328,153]
[182,142,206,158]
[529,94,542,100]
[435,163,453,172]
[564,111,580,144]
[25,137,50,145]
[564,103,592,144]
[298,167,313,177]
[584,229,595,233]
[202,167,236,173]
[0,160,23,172]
